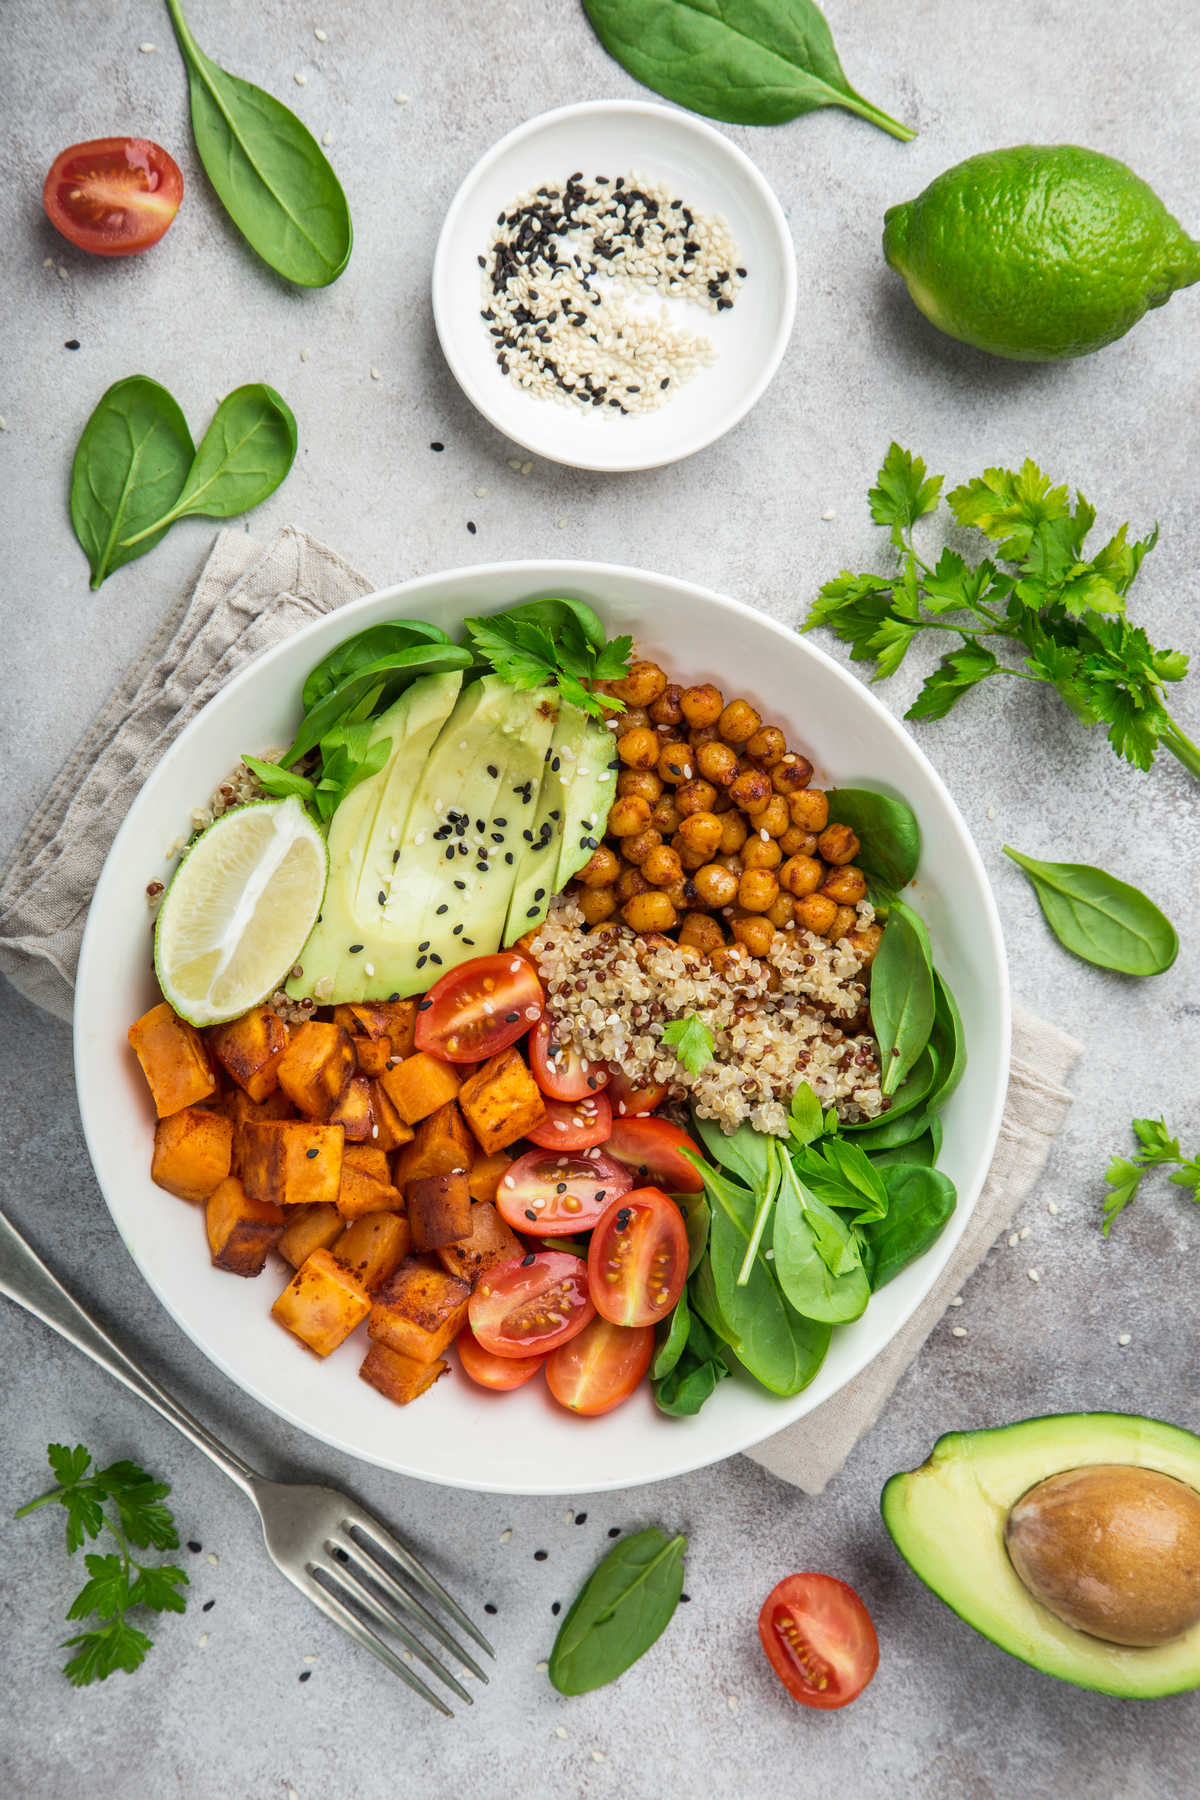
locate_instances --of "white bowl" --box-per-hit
[431,101,796,471]
[75,562,1010,1495]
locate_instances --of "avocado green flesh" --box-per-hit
[503,704,614,945]
[882,1412,1200,1697]
[553,711,618,895]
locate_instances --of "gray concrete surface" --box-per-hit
[2,2,1199,1795]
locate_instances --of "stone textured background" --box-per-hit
[1,2,1198,1795]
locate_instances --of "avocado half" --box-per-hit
[882,1412,1200,1697]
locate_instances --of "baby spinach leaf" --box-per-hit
[654,1300,730,1414]
[867,1130,938,1169]
[926,972,966,1108]
[652,1288,692,1381]
[870,906,936,1095]
[302,622,455,711]
[851,1104,933,1154]
[548,1528,686,1695]
[828,788,921,890]
[122,386,297,546]
[165,0,352,286]
[1003,847,1178,976]
[284,645,475,764]
[691,1112,777,1193]
[582,0,915,140]
[858,1165,956,1288]
[772,1157,870,1323]
[70,377,195,589]
[844,1045,937,1133]
[671,1190,711,1276]
[705,1173,830,1393]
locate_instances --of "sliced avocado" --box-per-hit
[882,1412,1200,1697]
[554,710,618,893]
[503,703,617,945]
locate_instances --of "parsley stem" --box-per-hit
[1161,716,1200,781]
[13,1489,62,1518]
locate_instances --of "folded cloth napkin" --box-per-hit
[0,526,1082,1491]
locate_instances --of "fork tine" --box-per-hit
[333,1532,490,1683]
[346,1511,495,1658]
[301,1570,454,1717]
[325,1548,475,1703]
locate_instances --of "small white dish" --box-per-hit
[432,101,796,471]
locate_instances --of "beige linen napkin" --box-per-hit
[0,527,1082,1489]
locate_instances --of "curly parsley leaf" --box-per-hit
[868,443,943,539]
[464,601,634,720]
[661,1014,715,1077]
[1102,1118,1200,1234]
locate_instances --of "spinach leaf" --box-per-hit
[859,1165,956,1288]
[772,1156,870,1323]
[689,1253,735,1343]
[870,905,935,1096]
[70,377,195,589]
[927,972,966,1107]
[671,1190,711,1276]
[868,1127,939,1169]
[828,788,921,890]
[844,1045,937,1132]
[704,1172,832,1392]
[302,622,455,710]
[654,1303,730,1415]
[548,1528,686,1695]
[652,1287,692,1380]
[691,1112,776,1192]
[121,385,297,546]
[165,0,352,286]
[1002,847,1178,977]
[239,753,317,806]
[850,1103,934,1154]
[582,0,915,140]
[284,645,475,764]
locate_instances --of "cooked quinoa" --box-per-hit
[531,896,885,1139]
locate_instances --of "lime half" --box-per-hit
[154,796,328,1027]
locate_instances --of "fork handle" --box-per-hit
[0,1209,257,1495]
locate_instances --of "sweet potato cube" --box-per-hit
[393,1101,475,1188]
[277,1201,344,1268]
[332,1005,361,1035]
[436,1201,523,1285]
[408,1170,472,1251]
[205,1176,284,1276]
[368,1081,415,1152]
[359,1341,447,1406]
[351,1000,417,1056]
[458,1048,546,1154]
[379,1051,461,1125]
[368,1260,470,1362]
[328,1074,375,1142]
[151,1106,233,1201]
[206,1006,289,1103]
[276,1021,356,1119]
[239,1120,343,1207]
[272,1247,370,1356]
[333,1212,411,1289]
[337,1164,404,1220]
[466,1152,512,1205]
[353,1037,392,1079]
[343,1144,391,1184]
[129,1001,216,1117]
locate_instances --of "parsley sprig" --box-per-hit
[464,598,633,721]
[661,1013,715,1077]
[1103,1118,1200,1235]
[15,1443,188,1685]
[805,445,1199,780]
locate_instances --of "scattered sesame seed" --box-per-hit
[591,1751,607,1763]
[58,265,70,281]
[187,1541,202,1554]
[294,71,307,84]
[139,42,157,53]
[314,27,328,40]
[1008,1233,1019,1247]
[300,346,312,361]
[556,516,569,529]
[948,1295,963,1307]
[727,1694,739,1712]
[321,130,334,146]
[304,1654,317,1664]
[475,485,488,497]
[521,460,533,474]
[1118,1333,1132,1346]
[430,440,445,452]
[1027,1268,1040,1283]
[484,1602,498,1615]
[369,365,381,380]
[820,508,836,520]
[1018,1225,1030,1240]
[986,804,997,820]
[507,456,522,470]
[467,520,477,534]
[207,1553,219,1567]
[951,1325,967,1338]
[554,1726,569,1740]
[499,1528,513,1543]
[394,92,409,104]
[535,1659,549,1671]
[198,1632,209,1647]
[1047,1200,1059,1215]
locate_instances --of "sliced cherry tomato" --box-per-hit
[587,1188,689,1328]
[605,1064,669,1117]
[43,138,183,257]
[529,1014,608,1101]
[496,1149,631,1236]
[525,1089,612,1150]
[414,953,544,1063]
[604,1116,705,1193]
[455,1326,546,1391]
[545,1316,654,1416]
[758,1574,880,1711]
[468,1251,594,1359]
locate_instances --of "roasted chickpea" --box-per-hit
[732,914,775,957]
[729,768,773,814]
[757,795,791,839]
[780,854,824,897]
[718,810,749,854]
[738,868,779,913]
[642,844,683,889]
[675,778,719,817]
[771,753,814,795]
[788,788,830,832]
[717,852,744,874]
[607,794,652,837]
[745,725,786,764]
[689,723,721,749]
[817,822,861,865]
[622,890,678,933]
[679,910,725,953]
[617,725,660,770]
[651,795,682,835]
[794,892,839,935]
[718,698,761,744]
[847,923,884,965]
[742,834,782,871]
[696,739,739,788]
[830,904,857,940]
[621,827,662,866]
[577,884,618,925]
[767,892,796,930]
[614,660,668,708]
[575,843,621,886]
[616,866,650,903]
[675,837,710,873]
[615,704,650,732]
[649,682,684,727]
[680,682,724,728]
[692,862,739,908]
[676,811,724,859]
[617,767,663,803]
[665,877,692,912]
[821,864,867,904]
[657,743,695,786]
[779,824,818,857]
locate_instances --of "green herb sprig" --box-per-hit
[1103,1118,1200,1234]
[661,1014,715,1077]
[806,445,1199,781]
[463,597,633,721]
[15,1444,188,1685]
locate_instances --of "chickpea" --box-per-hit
[830,904,857,940]
[675,778,719,817]
[767,892,796,930]
[771,753,814,795]
[621,827,662,865]
[821,864,867,904]
[577,884,618,925]
[709,941,752,979]
[665,877,692,912]
[730,768,773,814]
[779,824,818,857]
[651,795,682,835]
[689,724,721,749]
[622,890,678,933]
[617,726,660,770]
[616,866,650,903]
[614,660,668,707]
[847,923,884,966]
[718,698,761,744]
[732,914,776,957]
[675,837,710,873]
[607,794,651,837]
[617,767,663,803]
[649,682,684,727]
[642,844,683,889]
[745,724,786,764]
[717,852,745,875]
[742,834,782,871]
[780,854,824,897]
[696,739,739,788]
[676,811,724,859]
[794,892,839,935]
[615,703,650,731]
[817,822,861,865]
[655,722,689,746]
[657,743,695,786]
[679,911,725,953]
[692,862,739,908]
[576,843,621,886]
[680,682,724,728]
[718,810,749,854]
[738,868,779,913]
[757,795,791,839]
[788,788,830,832]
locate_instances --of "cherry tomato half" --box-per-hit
[604,1116,705,1193]
[496,1149,631,1236]
[414,953,544,1063]
[43,137,183,257]
[605,1064,669,1117]
[456,1326,546,1391]
[529,1015,608,1101]
[468,1251,594,1359]
[758,1574,880,1711]
[525,1089,612,1150]
[587,1188,689,1328]
[545,1316,654,1416]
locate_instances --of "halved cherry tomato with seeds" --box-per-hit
[545,1316,654,1415]
[468,1252,594,1359]
[456,1326,546,1391]
[757,1574,879,1711]
[604,1116,705,1193]
[44,137,183,256]
[414,953,544,1063]
[529,1014,608,1101]
[525,1089,612,1150]
[496,1149,631,1236]
[587,1188,689,1328]
[605,1065,669,1117]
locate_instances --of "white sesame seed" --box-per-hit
[303,1654,317,1664]
[139,42,157,52]
[727,1694,739,1712]
[556,516,569,529]
[1018,1225,1030,1240]
[43,255,55,268]
[287,1787,300,1800]
[58,265,70,280]
[820,508,836,521]
[0,417,6,431]
[986,804,997,820]
[555,1725,569,1740]
[948,1294,963,1307]
[475,485,489,497]
[1047,1200,1059,1215]
[564,1509,574,1523]
[394,92,409,104]
[321,129,334,146]
[591,1751,607,1763]
[207,1553,219,1566]
[1117,1333,1131,1346]
[499,1527,512,1542]
[369,365,381,380]
[1007,1233,1019,1247]
[198,1632,209,1647]
[502,1175,516,1189]
[294,71,307,84]
[364,963,374,977]
[521,460,533,474]
[300,346,312,362]
[1027,1268,1040,1283]
[951,1325,967,1338]
[507,456,522,470]
[314,27,328,40]
[535,1659,549,1671]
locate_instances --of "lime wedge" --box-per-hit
[154,796,328,1027]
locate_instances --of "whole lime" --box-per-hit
[883,145,1200,361]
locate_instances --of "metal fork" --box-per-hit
[0,1209,492,1714]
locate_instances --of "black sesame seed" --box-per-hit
[487,764,499,778]
[680,1592,691,1603]
[430,953,443,965]
[504,852,514,864]
[388,992,400,1002]
[348,944,364,954]
[418,940,430,952]
[306,1147,319,1160]
[202,1599,215,1612]
[551,1602,561,1616]
[521,1253,535,1267]
[430,441,444,452]
[467,521,477,535]
[608,1527,621,1538]
[378,890,386,906]
[526,906,539,918]
[65,338,81,350]
[452,923,463,936]
[187,1541,202,1554]
[525,1209,538,1221]
[484,1602,498,1615]
[575,1511,588,1524]
[555,1182,567,1194]
[454,879,467,890]
[534,887,546,901]
[392,849,401,863]
[418,998,433,1011]
[299,1670,311,1682]
[505,1011,520,1023]
[416,955,427,969]
[436,904,448,915]
[534,1549,548,1561]
[461,937,475,945]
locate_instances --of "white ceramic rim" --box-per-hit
[431,100,798,471]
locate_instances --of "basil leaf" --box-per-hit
[302,621,455,711]
[870,906,936,1095]
[165,0,352,286]
[772,1158,870,1322]
[1003,847,1178,976]
[548,1528,687,1695]
[582,0,915,140]
[828,788,921,890]
[859,1165,956,1288]
[652,1287,692,1381]
[70,377,195,589]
